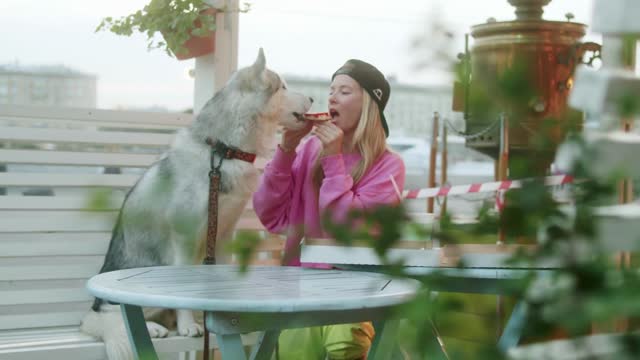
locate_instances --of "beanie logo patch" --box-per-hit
[372,89,383,101]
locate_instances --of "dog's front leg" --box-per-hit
[177,309,203,337]
[169,232,205,337]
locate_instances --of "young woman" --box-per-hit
[253,59,405,360]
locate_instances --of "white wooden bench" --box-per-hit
[0,104,281,360]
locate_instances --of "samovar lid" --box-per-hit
[508,0,551,21]
[471,20,585,38]
[471,0,586,38]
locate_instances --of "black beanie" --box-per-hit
[332,59,390,137]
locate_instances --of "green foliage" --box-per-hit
[468,58,538,127]
[95,0,250,58]
[618,92,640,118]
[498,131,640,358]
[496,60,536,111]
[226,230,261,272]
[322,205,410,260]
[85,187,118,211]
[438,206,500,246]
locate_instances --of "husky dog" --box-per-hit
[81,49,312,359]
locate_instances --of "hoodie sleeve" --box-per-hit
[252,146,297,233]
[318,152,405,221]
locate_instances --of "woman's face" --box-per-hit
[328,75,363,135]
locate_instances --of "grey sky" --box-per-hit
[1,0,595,111]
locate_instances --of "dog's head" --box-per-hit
[194,48,312,155]
[233,49,312,131]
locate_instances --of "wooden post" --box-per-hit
[440,124,448,216]
[196,3,239,359]
[616,36,635,332]
[498,114,509,183]
[496,113,509,346]
[497,114,509,244]
[618,37,635,208]
[195,0,240,114]
[427,112,439,213]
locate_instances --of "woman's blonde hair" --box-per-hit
[312,91,387,189]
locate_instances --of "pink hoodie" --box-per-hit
[252,136,405,266]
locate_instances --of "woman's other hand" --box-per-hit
[314,121,344,156]
[280,122,313,153]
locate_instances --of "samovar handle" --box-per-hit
[557,41,602,92]
[575,42,602,67]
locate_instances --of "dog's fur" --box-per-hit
[80,49,312,359]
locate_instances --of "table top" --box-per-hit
[87,265,420,313]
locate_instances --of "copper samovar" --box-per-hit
[455,0,600,173]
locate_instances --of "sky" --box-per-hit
[1,0,596,111]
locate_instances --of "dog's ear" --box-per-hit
[249,48,266,77]
[234,48,267,91]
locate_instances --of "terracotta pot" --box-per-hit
[171,8,217,60]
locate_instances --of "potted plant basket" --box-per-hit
[96,0,249,60]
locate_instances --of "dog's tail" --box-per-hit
[81,305,134,360]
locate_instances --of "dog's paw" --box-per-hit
[146,321,169,338]
[178,322,203,337]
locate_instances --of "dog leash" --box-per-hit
[203,137,257,265]
[202,137,256,360]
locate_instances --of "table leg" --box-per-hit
[120,304,158,360]
[218,334,247,360]
[249,330,280,360]
[497,300,527,352]
[368,319,401,360]
[426,318,449,360]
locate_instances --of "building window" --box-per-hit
[30,78,49,102]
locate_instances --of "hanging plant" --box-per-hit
[96,0,250,59]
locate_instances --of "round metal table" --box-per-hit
[87,265,420,360]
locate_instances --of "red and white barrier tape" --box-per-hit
[402,174,574,200]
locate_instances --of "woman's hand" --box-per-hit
[314,121,343,156]
[280,122,313,153]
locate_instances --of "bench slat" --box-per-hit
[0,149,160,167]
[0,326,94,345]
[0,196,253,211]
[0,310,88,331]
[0,211,117,232]
[0,104,192,126]
[0,232,110,256]
[0,266,99,282]
[0,126,174,147]
[0,256,103,281]
[0,173,139,187]
[2,287,90,307]
[0,342,106,360]
[0,301,91,330]
[0,155,260,173]
[0,231,281,256]
[0,328,257,360]
[0,210,269,233]
[0,279,90,306]
[0,196,124,211]
[1,117,186,131]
